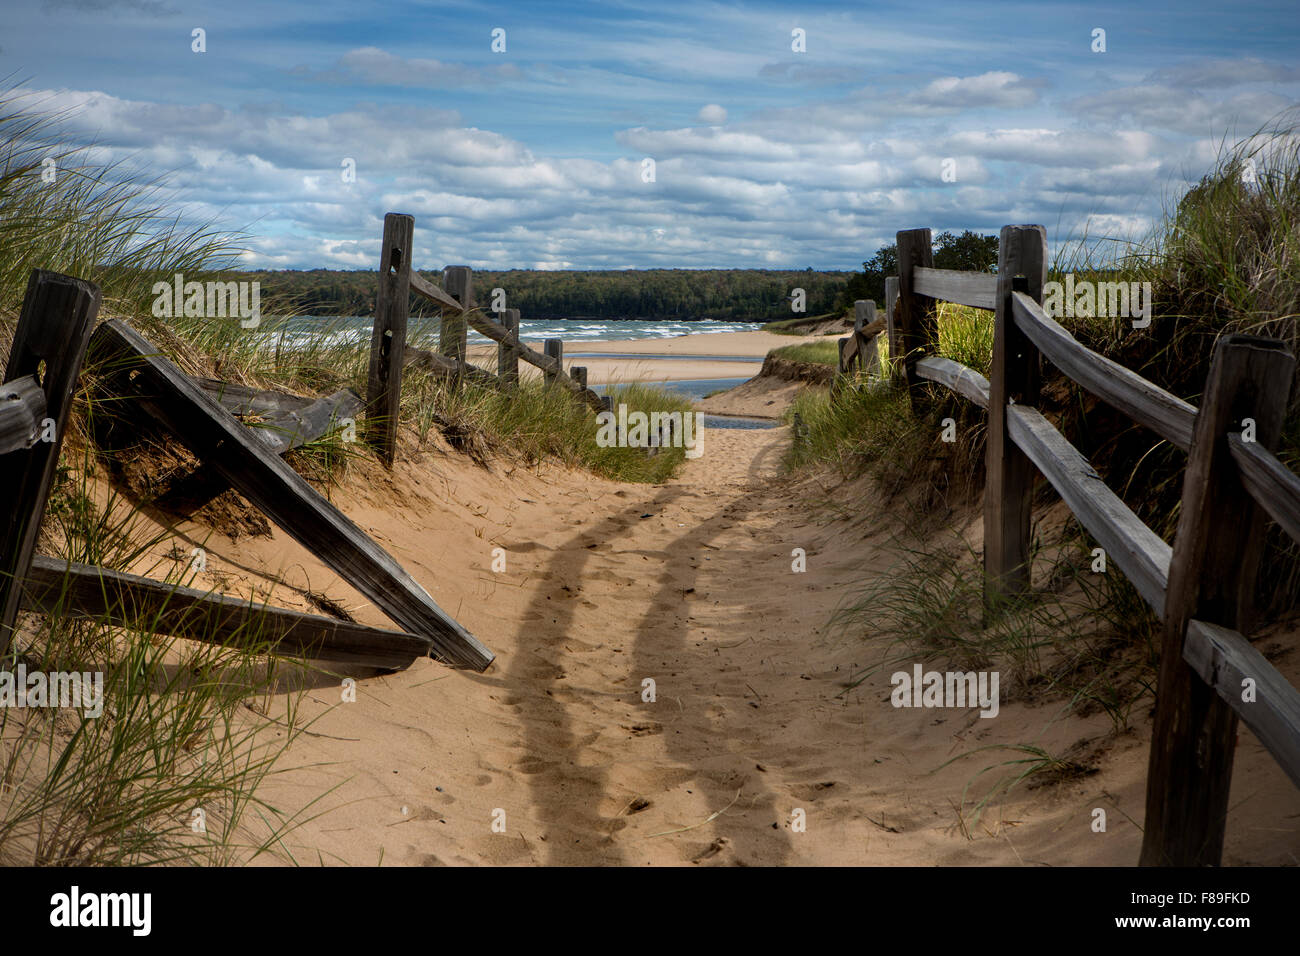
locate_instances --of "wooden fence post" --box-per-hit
[543,338,563,388]
[1140,334,1295,866]
[0,270,101,657]
[885,275,902,383]
[498,307,520,390]
[366,213,413,467]
[895,229,935,396]
[571,367,587,390]
[855,299,879,377]
[983,224,1048,606]
[442,266,472,385]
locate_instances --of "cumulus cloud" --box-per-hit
[1068,85,1294,136]
[8,45,1268,271]
[696,104,727,124]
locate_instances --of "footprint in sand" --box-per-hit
[690,837,731,864]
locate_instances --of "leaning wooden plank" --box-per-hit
[913,267,997,311]
[1006,403,1171,612]
[23,555,431,669]
[196,378,315,416]
[1182,619,1300,790]
[0,270,101,655]
[198,382,363,455]
[409,271,464,313]
[915,356,990,408]
[1011,291,1196,451]
[255,389,363,455]
[0,375,47,455]
[1228,433,1300,546]
[92,319,495,671]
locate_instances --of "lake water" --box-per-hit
[593,378,780,430]
[277,317,779,430]
[277,316,763,349]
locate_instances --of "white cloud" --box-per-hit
[696,103,727,124]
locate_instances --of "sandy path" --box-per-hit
[186,394,1295,866]
[226,420,1266,869]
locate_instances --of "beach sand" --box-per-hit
[467,329,830,386]
[96,328,1300,865]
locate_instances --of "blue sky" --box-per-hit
[6,0,1299,270]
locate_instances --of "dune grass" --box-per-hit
[0,86,696,865]
[769,340,841,365]
[760,312,840,335]
[791,121,1300,809]
[0,88,335,865]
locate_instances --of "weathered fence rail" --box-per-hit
[869,223,1300,867]
[0,271,101,657]
[364,213,606,469]
[0,265,494,674]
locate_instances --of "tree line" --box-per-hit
[241,268,854,321]
[831,230,1000,313]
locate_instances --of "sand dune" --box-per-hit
[105,329,1297,866]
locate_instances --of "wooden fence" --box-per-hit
[365,212,606,466]
[847,223,1300,866]
[0,269,495,674]
[0,210,658,677]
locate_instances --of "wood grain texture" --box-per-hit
[404,346,500,388]
[543,338,563,387]
[984,225,1047,602]
[1183,619,1300,790]
[0,375,46,455]
[365,213,413,466]
[1011,291,1196,451]
[441,266,472,373]
[884,275,902,382]
[1142,334,1294,866]
[198,380,362,454]
[895,228,934,390]
[913,266,997,311]
[409,271,463,313]
[915,356,990,408]
[93,319,495,671]
[1228,433,1300,545]
[1007,404,1171,612]
[23,555,431,669]
[498,308,520,389]
[0,270,101,654]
